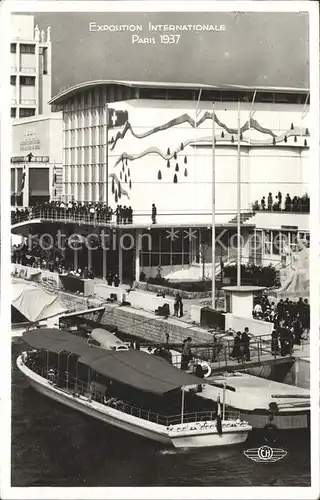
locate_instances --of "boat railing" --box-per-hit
[23,357,241,427]
[166,410,240,426]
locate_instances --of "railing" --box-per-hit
[167,410,240,425]
[23,355,238,427]
[12,209,115,227]
[19,67,36,73]
[11,207,255,228]
[252,206,310,214]
[169,332,296,371]
[20,99,36,105]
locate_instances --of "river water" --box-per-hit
[11,341,310,487]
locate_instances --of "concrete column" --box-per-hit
[23,165,29,207]
[119,231,123,283]
[14,168,18,206]
[102,248,107,279]
[135,229,142,281]
[73,249,78,271]
[199,228,203,279]
[88,248,92,270]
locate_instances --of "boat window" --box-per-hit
[87,337,101,347]
[210,382,236,392]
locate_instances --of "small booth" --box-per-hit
[222,285,266,319]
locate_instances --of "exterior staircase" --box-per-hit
[228,211,256,224]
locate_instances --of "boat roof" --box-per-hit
[22,328,203,395]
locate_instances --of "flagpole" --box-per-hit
[222,381,226,420]
[180,386,185,424]
[237,100,241,287]
[211,102,216,309]
[106,103,109,207]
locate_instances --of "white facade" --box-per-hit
[11,14,52,119]
[11,113,63,206]
[58,85,309,226]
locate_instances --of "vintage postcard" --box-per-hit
[0,1,319,499]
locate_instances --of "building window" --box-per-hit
[19,108,35,118]
[11,108,16,118]
[10,76,16,85]
[20,44,36,54]
[11,43,17,53]
[20,76,36,86]
[256,92,274,103]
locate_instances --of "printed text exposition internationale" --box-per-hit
[89,22,227,32]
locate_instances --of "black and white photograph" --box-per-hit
[1,0,319,498]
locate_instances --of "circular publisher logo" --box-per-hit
[258,446,274,460]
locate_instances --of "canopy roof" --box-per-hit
[22,328,202,395]
[12,283,66,322]
[49,79,309,106]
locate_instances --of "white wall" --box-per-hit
[12,114,63,161]
[20,84,36,102]
[107,99,309,218]
[252,212,309,231]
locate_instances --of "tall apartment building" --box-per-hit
[10,15,63,206]
[10,14,52,119]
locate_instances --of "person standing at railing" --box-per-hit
[230,332,242,362]
[241,327,251,362]
[151,203,157,224]
[181,337,192,370]
[128,206,133,224]
[271,329,280,355]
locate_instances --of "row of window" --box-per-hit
[62,86,309,112]
[11,107,36,118]
[10,76,36,86]
[140,252,191,268]
[64,148,106,165]
[11,43,35,54]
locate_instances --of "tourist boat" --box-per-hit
[17,328,252,448]
[194,372,310,430]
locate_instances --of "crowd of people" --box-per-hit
[253,295,309,355]
[252,192,310,213]
[12,240,68,273]
[11,202,160,225]
[11,202,120,225]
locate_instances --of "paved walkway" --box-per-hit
[93,278,222,327]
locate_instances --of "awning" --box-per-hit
[22,328,91,356]
[12,283,66,322]
[78,349,203,395]
[22,329,203,395]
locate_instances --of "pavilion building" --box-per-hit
[12,80,310,284]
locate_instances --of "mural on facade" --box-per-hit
[108,109,309,203]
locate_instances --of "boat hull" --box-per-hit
[17,356,171,444]
[17,355,252,448]
[170,428,249,448]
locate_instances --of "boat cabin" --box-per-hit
[22,328,220,424]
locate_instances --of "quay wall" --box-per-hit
[58,290,214,344]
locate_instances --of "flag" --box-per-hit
[216,394,223,435]
[108,108,128,128]
[20,165,26,193]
